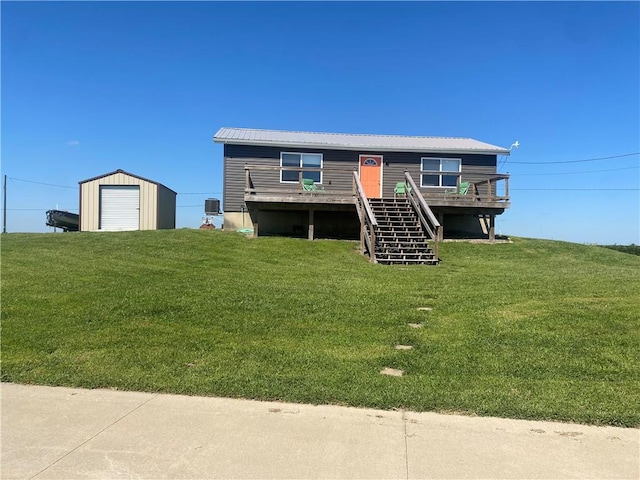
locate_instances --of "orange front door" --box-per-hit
[359,155,382,198]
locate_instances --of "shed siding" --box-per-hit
[157,185,177,229]
[80,172,158,231]
[224,144,498,211]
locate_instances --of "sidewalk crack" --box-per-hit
[29,393,160,480]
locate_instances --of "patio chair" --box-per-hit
[302,178,324,192]
[446,181,471,195]
[394,182,411,198]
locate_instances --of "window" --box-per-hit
[281,152,323,183]
[420,157,461,187]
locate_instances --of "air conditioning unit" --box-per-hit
[205,198,220,215]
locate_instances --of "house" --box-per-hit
[79,169,176,231]
[213,128,510,264]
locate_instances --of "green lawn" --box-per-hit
[2,230,639,426]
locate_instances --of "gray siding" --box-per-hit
[224,144,360,212]
[382,153,497,197]
[223,144,497,211]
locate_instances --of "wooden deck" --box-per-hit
[244,191,356,205]
[243,191,509,211]
[243,166,509,211]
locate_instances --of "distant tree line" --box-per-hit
[602,244,640,256]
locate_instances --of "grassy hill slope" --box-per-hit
[2,230,638,426]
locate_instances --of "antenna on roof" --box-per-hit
[510,140,520,150]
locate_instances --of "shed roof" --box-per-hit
[213,127,510,155]
[78,169,177,194]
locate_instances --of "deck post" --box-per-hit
[308,209,314,240]
[252,209,259,238]
[370,228,376,262]
[438,213,444,241]
[489,215,495,242]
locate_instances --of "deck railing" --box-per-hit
[472,174,510,202]
[244,165,355,197]
[421,173,510,204]
[352,171,378,262]
[244,165,509,205]
[404,172,441,260]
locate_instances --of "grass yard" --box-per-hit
[2,230,639,426]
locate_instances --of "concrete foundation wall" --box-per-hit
[223,211,253,231]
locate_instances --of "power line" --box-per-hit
[7,177,221,196]
[508,152,639,165]
[178,192,222,195]
[497,154,509,170]
[9,205,208,210]
[8,177,77,189]
[6,208,77,211]
[9,206,210,210]
[515,166,639,176]
[512,188,639,191]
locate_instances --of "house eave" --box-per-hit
[213,137,510,156]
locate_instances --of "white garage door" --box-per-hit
[100,185,140,231]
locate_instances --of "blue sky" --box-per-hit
[2,1,638,244]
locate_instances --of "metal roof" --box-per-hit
[78,169,177,194]
[213,127,510,155]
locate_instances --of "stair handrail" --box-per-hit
[404,171,441,260]
[353,171,378,262]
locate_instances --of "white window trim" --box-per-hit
[420,157,461,188]
[280,152,323,184]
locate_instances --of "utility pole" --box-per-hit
[2,174,6,234]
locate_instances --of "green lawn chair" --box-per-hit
[302,178,324,192]
[394,182,409,198]
[446,181,471,195]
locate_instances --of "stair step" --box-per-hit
[377,223,422,227]
[377,259,439,265]
[377,234,426,239]
[377,230,423,234]
[376,250,434,256]
[376,246,429,249]
[376,253,437,258]
[377,238,428,243]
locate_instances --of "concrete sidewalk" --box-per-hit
[1,383,638,479]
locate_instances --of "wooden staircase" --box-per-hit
[368,198,439,265]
